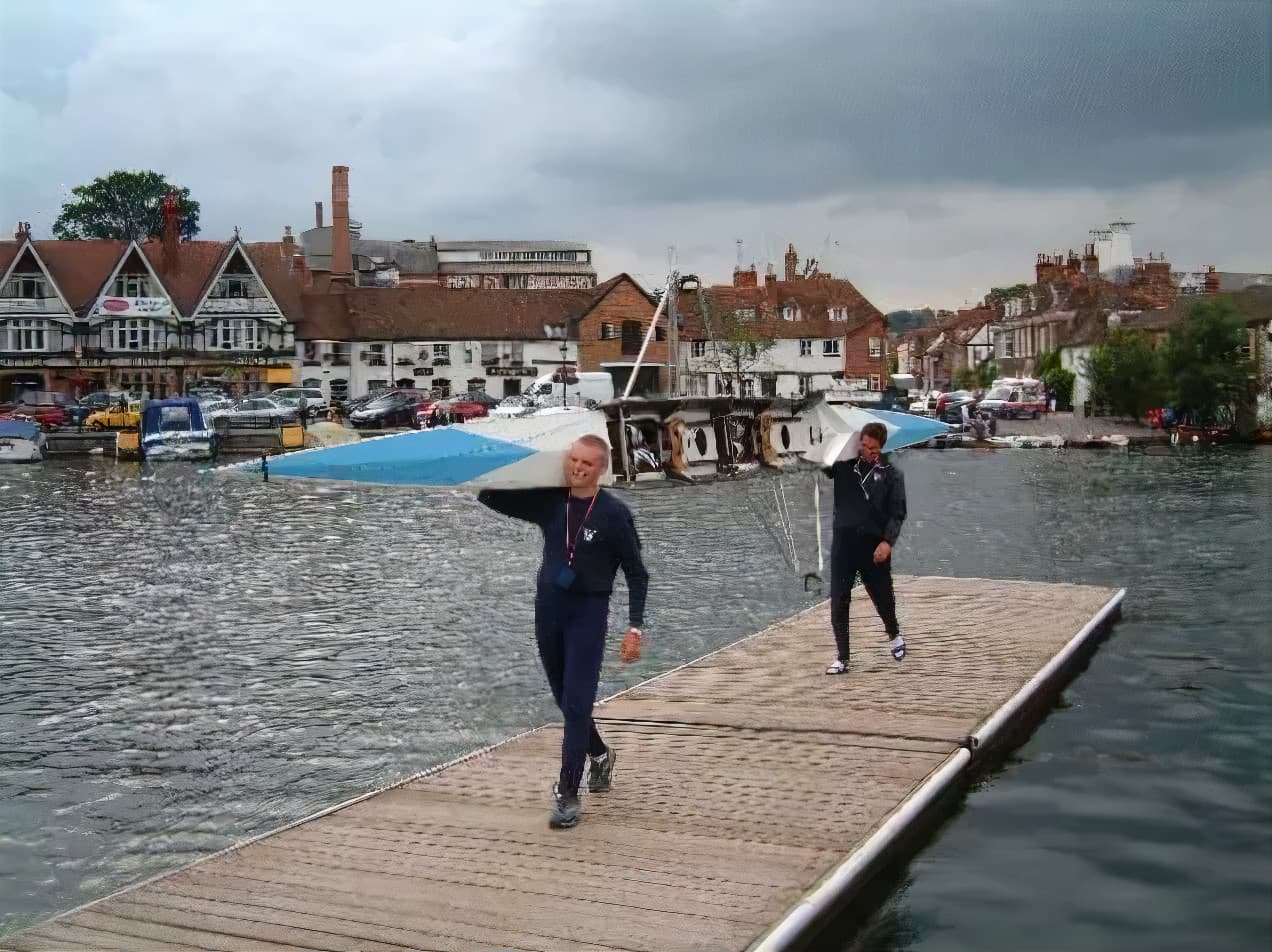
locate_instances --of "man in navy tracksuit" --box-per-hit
[479,434,648,829]
[822,421,907,674]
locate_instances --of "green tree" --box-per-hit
[886,308,935,334]
[1034,349,1075,410]
[53,170,200,241]
[1083,329,1166,420]
[974,359,998,389]
[953,367,978,390]
[1161,297,1255,424]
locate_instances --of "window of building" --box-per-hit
[687,374,708,396]
[655,326,666,342]
[504,378,522,397]
[3,318,49,351]
[331,343,351,365]
[467,377,487,392]
[210,276,257,298]
[302,341,319,364]
[799,339,812,357]
[433,377,452,398]
[760,374,777,398]
[108,319,160,351]
[797,375,809,397]
[621,320,642,356]
[740,378,756,397]
[600,322,618,340]
[112,274,152,297]
[209,319,262,351]
[364,343,386,366]
[782,306,798,322]
[869,374,881,391]
[367,379,389,391]
[734,308,756,322]
[329,378,349,400]
[868,337,882,358]
[302,377,322,389]
[822,339,841,357]
[432,343,450,362]
[690,340,706,358]
[3,274,49,299]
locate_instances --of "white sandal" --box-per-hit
[825,659,848,675]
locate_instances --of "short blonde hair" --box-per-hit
[573,434,610,455]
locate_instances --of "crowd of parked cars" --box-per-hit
[906,377,1051,427]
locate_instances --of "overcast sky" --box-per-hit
[1,0,1268,310]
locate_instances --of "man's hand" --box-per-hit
[873,541,892,564]
[619,627,642,664]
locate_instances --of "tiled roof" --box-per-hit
[295,285,602,341]
[140,240,233,316]
[674,276,883,340]
[31,240,130,313]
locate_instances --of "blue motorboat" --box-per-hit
[140,398,219,462]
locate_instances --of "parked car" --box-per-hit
[269,387,329,419]
[0,397,68,427]
[349,392,429,429]
[934,390,978,425]
[206,397,299,424]
[442,396,492,422]
[80,389,136,411]
[85,401,142,430]
[978,378,1047,419]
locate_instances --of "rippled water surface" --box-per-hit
[2,448,1270,949]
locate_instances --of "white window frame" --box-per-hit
[3,274,49,299]
[740,377,756,397]
[869,374,881,391]
[432,343,450,359]
[822,339,841,357]
[109,319,159,352]
[113,273,152,298]
[210,319,264,351]
[690,340,706,358]
[869,337,883,358]
[4,318,49,351]
[799,339,812,357]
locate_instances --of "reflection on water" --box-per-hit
[2,448,1270,950]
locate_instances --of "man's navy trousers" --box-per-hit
[534,586,610,795]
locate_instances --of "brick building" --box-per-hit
[576,246,887,399]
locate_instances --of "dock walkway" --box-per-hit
[5,576,1123,952]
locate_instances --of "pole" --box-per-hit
[667,270,680,396]
[621,279,671,400]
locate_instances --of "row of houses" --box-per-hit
[0,232,890,408]
[895,223,1272,417]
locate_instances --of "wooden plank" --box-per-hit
[7,576,1118,952]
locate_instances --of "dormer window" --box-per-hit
[3,274,48,299]
[113,274,152,297]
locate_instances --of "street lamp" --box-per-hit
[560,338,569,404]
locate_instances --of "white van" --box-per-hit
[527,371,614,407]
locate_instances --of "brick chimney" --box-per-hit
[330,166,353,284]
[784,243,798,283]
[161,191,181,273]
[733,264,758,288]
[315,202,324,229]
[281,225,295,260]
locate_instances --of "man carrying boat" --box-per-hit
[822,421,907,673]
[478,434,648,829]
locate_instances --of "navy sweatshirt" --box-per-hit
[823,456,907,545]
[478,488,649,627]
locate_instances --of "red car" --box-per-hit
[416,396,491,426]
[0,400,68,430]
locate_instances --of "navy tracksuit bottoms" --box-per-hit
[534,588,610,796]
[829,528,901,662]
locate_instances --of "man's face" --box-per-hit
[860,434,882,464]
[566,441,607,490]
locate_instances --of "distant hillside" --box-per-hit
[886,308,935,334]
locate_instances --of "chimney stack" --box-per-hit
[733,264,758,288]
[161,192,181,273]
[330,165,353,284]
[281,225,295,260]
[315,202,324,229]
[784,243,798,283]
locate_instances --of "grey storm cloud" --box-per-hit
[1,0,1269,308]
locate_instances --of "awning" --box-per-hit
[265,367,294,384]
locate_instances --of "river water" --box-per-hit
[1,447,1269,949]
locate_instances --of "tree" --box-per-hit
[1034,349,1074,410]
[1083,329,1166,420]
[886,308,935,335]
[974,359,998,389]
[953,367,978,390]
[53,170,200,241]
[694,302,776,397]
[1161,297,1255,425]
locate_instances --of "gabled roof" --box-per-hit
[576,273,656,322]
[294,286,602,341]
[27,240,131,313]
[139,240,232,316]
[672,276,884,340]
[0,241,77,316]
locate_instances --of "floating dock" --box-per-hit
[4,576,1123,952]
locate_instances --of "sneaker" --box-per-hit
[549,783,581,829]
[825,659,849,675]
[890,635,906,661]
[587,748,616,793]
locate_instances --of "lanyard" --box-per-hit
[856,461,882,500]
[565,491,599,565]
